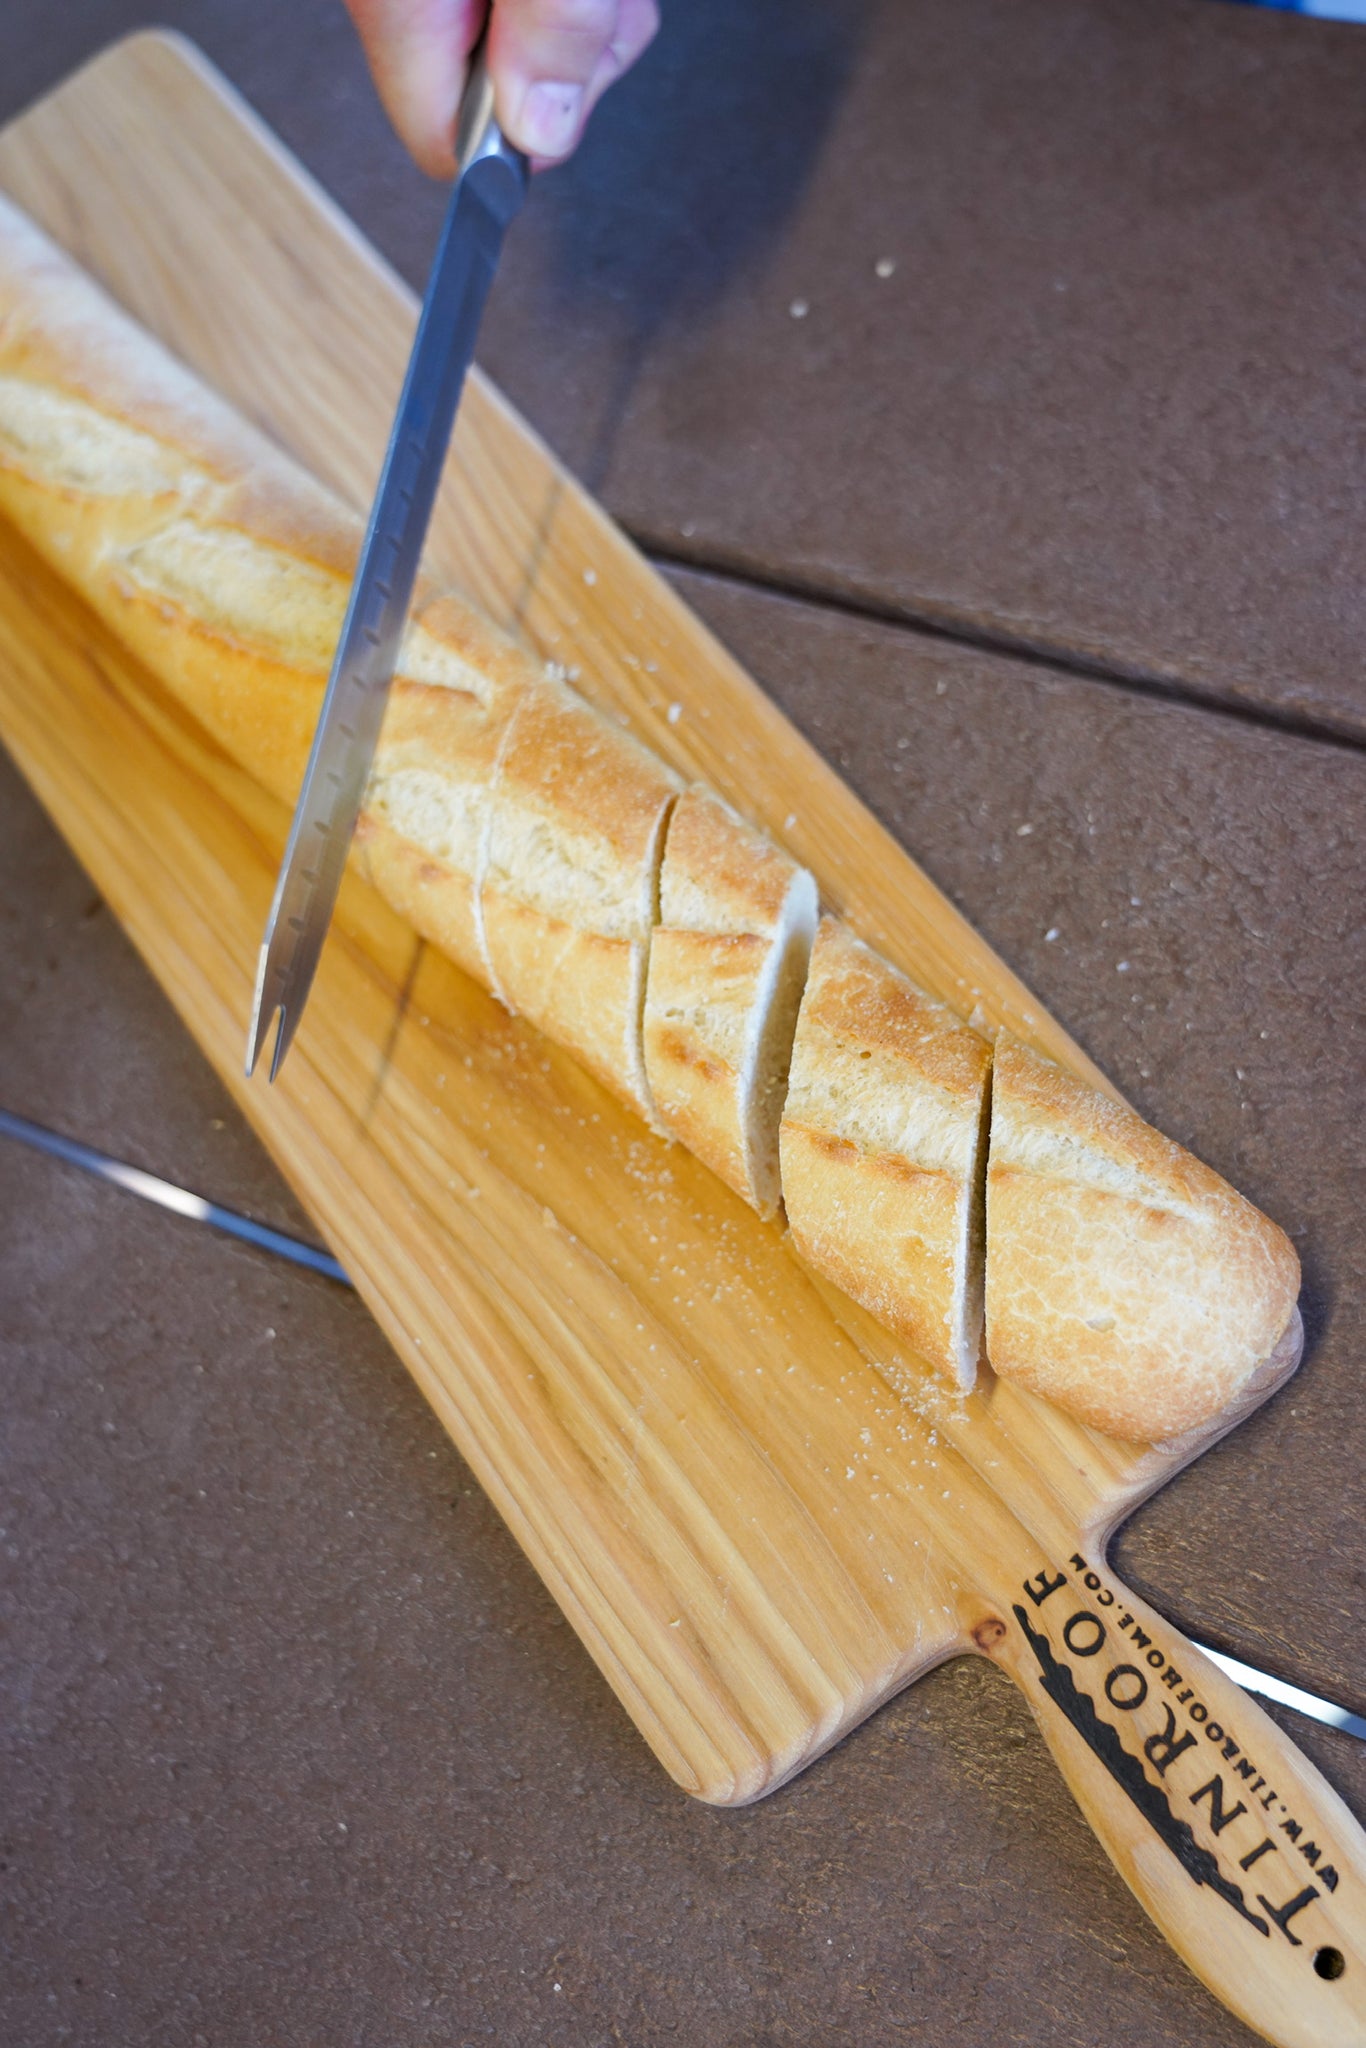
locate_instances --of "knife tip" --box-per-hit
[268,1002,299,1083]
[244,997,298,1084]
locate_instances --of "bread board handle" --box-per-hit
[968,1551,1366,2045]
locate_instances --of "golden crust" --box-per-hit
[352,815,484,984]
[658,785,796,935]
[645,790,817,1215]
[984,1034,1302,1440]
[483,673,679,1121]
[0,192,534,922]
[0,194,378,595]
[0,193,288,490]
[780,1118,968,1370]
[780,919,991,1384]
[480,893,654,1117]
[487,673,681,933]
[800,919,988,1111]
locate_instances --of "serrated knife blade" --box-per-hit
[246,50,528,1082]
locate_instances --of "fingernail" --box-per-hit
[515,80,585,161]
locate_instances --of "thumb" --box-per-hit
[489,0,657,166]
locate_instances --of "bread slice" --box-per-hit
[984,1033,1302,1440]
[356,599,534,984]
[480,670,681,1122]
[779,918,993,1386]
[644,788,817,1216]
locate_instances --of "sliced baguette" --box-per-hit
[0,193,1305,1441]
[481,670,681,1123]
[984,1032,1302,1440]
[779,918,993,1386]
[644,788,818,1216]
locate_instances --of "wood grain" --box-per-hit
[2,38,1365,2043]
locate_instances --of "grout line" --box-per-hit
[639,541,1366,758]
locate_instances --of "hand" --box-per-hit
[344,0,659,177]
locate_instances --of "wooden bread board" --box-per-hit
[7,40,1366,2044]
[0,20,1297,1800]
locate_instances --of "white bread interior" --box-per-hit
[984,1032,1302,1440]
[644,788,818,1216]
[480,670,681,1123]
[779,918,993,1387]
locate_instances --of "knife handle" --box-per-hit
[965,1549,1366,2044]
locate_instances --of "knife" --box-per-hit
[246,47,529,1082]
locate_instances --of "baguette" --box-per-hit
[644,787,817,1214]
[779,919,992,1387]
[0,191,1304,1443]
[984,1033,1301,1439]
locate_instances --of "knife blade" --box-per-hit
[246,49,528,1082]
[0,1106,350,1283]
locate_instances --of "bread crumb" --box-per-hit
[1044,927,1060,942]
[666,702,682,725]
[1016,822,1033,836]
[789,298,810,319]
[875,257,896,279]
